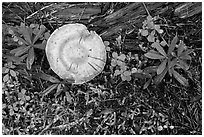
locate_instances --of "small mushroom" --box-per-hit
[45,23,106,84]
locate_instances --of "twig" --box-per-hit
[142,2,151,16]
[78,7,86,21]
[38,122,53,135]
[25,2,33,13]
[26,3,55,19]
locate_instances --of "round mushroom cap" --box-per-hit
[45,23,106,84]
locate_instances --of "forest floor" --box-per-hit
[2,2,202,135]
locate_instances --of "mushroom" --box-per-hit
[45,23,106,84]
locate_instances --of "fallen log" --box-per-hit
[174,2,202,19]
[91,2,201,39]
[2,2,201,39]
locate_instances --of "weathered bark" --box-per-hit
[91,2,201,39]
[3,2,202,39]
[174,2,202,18]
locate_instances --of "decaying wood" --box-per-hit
[48,3,101,21]
[174,2,202,19]
[3,2,201,40]
[92,2,201,39]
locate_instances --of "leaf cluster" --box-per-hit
[140,15,164,43]
[138,15,193,87]
[144,35,193,86]
[111,52,132,81]
[7,23,50,69]
[2,62,18,83]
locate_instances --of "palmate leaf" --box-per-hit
[33,40,47,50]
[26,47,35,70]
[144,50,166,60]
[154,67,168,84]
[168,35,178,55]
[143,66,158,74]
[183,49,194,55]
[8,26,29,45]
[172,69,189,86]
[176,59,190,70]
[143,78,152,89]
[20,23,32,45]
[177,40,185,56]
[5,54,27,65]
[33,25,46,44]
[10,46,31,56]
[179,49,194,60]
[168,58,177,69]
[168,67,174,77]
[179,54,192,60]
[168,58,177,77]
[15,36,29,45]
[157,59,167,75]
[151,42,167,57]
[132,72,152,79]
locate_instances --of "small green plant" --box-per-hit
[7,102,19,116]
[138,14,167,53]
[2,61,18,83]
[18,88,31,105]
[111,52,132,81]
[144,35,193,86]
[140,15,164,43]
[8,23,50,70]
[138,13,193,87]
[109,35,147,82]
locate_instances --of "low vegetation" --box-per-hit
[2,2,202,135]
